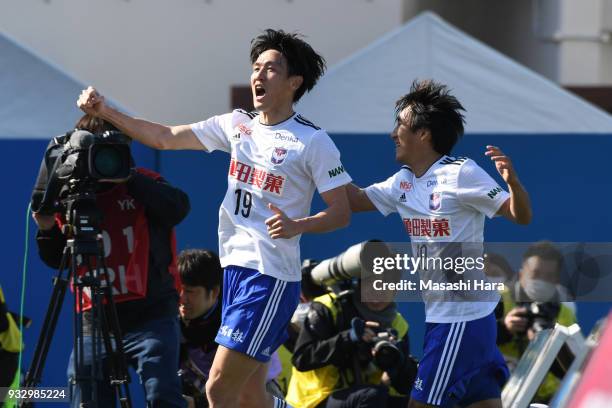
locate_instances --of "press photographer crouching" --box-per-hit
[497,241,577,403]
[177,249,223,408]
[286,242,417,408]
[30,115,190,407]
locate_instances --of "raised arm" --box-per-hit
[77,86,204,151]
[486,145,532,225]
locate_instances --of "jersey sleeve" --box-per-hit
[364,173,399,216]
[189,112,233,153]
[456,160,510,218]
[305,130,352,194]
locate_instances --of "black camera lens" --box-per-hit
[93,146,123,177]
[89,143,131,180]
[373,340,403,371]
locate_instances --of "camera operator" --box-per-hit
[286,276,415,408]
[31,115,190,407]
[497,241,577,403]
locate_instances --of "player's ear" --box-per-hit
[290,75,303,91]
[418,128,431,143]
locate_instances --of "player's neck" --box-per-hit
[407,152,444,178]
[259,106,295,126]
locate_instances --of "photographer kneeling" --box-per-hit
[31,115,190,407]
[497,242,576,404]
[286,276,415,408]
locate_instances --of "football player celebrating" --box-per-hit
[78,29,352,408]
[346,80,531,408]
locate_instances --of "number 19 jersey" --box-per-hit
[191,110,352,281]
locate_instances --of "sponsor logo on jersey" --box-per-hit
[400,181,413,191]
[399,193,407,203]
[487,186,503,199]
[229,158,285,195]
[219,325,245,343]
[275,132,299,143]
[402,218,451,238]
[427,178,447,188]
[429,192,442,211]
[238,124,252,136]
[271,147,288,165]
[232,133,241,140]
[328,165,345,178]
[261,347,271,357]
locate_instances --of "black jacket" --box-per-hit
[35,170,190,332]
[292,294,414,395]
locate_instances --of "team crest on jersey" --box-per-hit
[429,192,442,211]
[271,147,288,164]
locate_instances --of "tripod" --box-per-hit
[22,191,132,408]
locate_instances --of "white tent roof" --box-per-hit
[298,12,612,134]
[0,32,129,139]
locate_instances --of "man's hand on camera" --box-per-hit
[504,306,528,335]
[381,371,392,387]
[527,328,536,341]
[349,318,380,343]
[362,321,380,342]
[32,213,56,231]
[77,86,106,117]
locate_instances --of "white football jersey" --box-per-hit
[365,156,510,323]
[191,110,352,281]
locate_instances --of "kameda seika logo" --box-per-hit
[271,147,288,164]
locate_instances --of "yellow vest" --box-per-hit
[286,293,409,408]
[0,286,22,353]
[499,289,576,402]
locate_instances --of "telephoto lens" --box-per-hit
[310,240,392,288]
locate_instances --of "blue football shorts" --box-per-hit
[411,311,510,407]
[215,265,300,362]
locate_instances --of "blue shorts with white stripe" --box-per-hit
[411,312,509,407]
[215,265,300,362]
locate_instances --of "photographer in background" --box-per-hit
[31,114,190,407]
[177,249,223,408]
[497,241,577,403]
[286,275,415,408]
[178,249,286,408]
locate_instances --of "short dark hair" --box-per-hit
[522,241,564,271]
[250,29,326,103]
[178,249,222,291]
[395,80,465,155]
[74,114,118,134]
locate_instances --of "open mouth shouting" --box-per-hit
[254,84,266,102]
